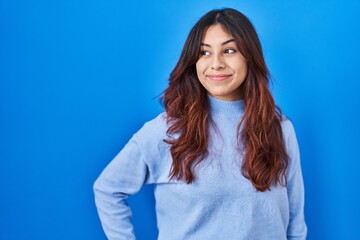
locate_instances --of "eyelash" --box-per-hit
[200,50,210,56]
[224,48,237,54]
[200,48,237,56]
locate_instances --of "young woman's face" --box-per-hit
[196,24,247,101]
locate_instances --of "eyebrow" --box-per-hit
[200,39,235,47]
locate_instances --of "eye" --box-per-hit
[224,48,237,54]
[200,50,210,56]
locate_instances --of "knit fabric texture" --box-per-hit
[94,96,307,240]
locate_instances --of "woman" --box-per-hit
[94,8,307,240]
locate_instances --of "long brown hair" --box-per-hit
[161,8,288,191]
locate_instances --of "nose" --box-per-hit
[211,54,225,70]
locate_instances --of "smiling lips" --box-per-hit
[206,74,232,82]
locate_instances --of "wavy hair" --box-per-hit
[161,8,288,191]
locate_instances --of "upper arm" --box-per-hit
[282,119,307,239]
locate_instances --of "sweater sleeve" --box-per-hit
[284,121,307,240]
[93,134,150,240]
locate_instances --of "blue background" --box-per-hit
[1,0,360,239]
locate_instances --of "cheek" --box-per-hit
[196,60,207,76]
[240,64,248,77]
[234,62,247,78]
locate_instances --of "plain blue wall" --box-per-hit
[1,0,360,239]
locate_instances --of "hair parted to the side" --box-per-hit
[161,8,289,191]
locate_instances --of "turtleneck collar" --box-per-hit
[208,95,244,118]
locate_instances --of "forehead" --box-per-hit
[202,24,234,44]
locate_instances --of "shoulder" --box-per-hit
[134,112,168,139]
[280,116,295,136]
[280,115,298,147]
[280,115,301,176]
[131,112,170,151]
[280,115,297,147]
[132,112,173,182]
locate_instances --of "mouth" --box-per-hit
[206,74,232,82]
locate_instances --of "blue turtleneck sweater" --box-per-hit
[94,96,307,239]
